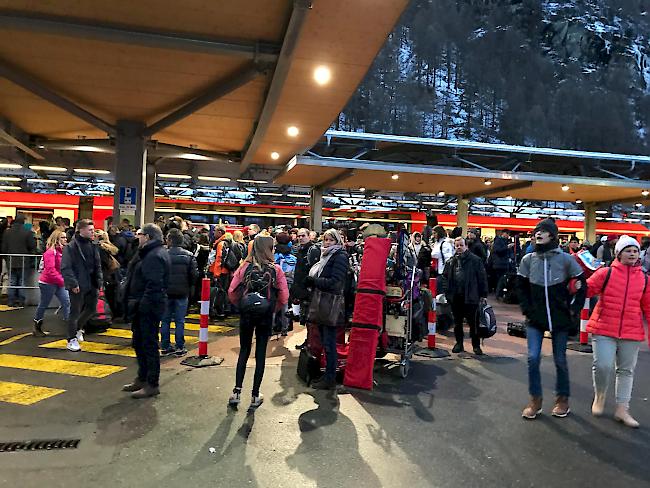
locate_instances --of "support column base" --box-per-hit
[180,355,224,368]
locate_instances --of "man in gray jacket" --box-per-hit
[1,214,36,307]
[61,219,102,352]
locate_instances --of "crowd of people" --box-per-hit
[1,213,648,425]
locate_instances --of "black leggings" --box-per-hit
[235,313,271,396]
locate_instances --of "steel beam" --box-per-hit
[239,0,312,173]
[316,169,355,190]
[143,62,268,137]
[0,59,116,136]
[462,181,533,199]
[0,11,280,62]
[0,128,43,159]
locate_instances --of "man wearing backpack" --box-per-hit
[209,226,235,319]
[517,219,586,420]
[160,228,198,357]
[440,236,488,355]
[274,232,297,336]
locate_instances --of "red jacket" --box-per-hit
[586,260,650,344]
[39,246,65,288]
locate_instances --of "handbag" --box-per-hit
[307,288,344,327]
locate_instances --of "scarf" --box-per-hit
[309,244,343,278]
[534,240,558,254]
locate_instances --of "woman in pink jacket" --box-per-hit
[227,236,288,410]
[586,235,650,428]
[33,229,71,337]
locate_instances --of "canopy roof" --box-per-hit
[0,1,408,173]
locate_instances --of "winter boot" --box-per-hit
[522,396,543,420]
[551,396,570,418]
[614,404,640,428]
[32,319,49,337]
[591,393,606,417]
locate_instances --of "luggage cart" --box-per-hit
[382,266,417,378]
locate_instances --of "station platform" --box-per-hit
[0,301,648,487]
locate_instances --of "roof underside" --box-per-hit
[0,1,408,169]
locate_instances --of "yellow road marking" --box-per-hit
[98,328,199,344]
[40,340,136,358]
[0,327,12,333]
[173,323,234,333]
[0,305,20,312]
[0,353,126,378]
[186,314,238,324]
[0,380,65,405]
[0,333,31,346]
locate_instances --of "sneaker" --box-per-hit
[249,394,264,409]
[473,346,484,356]
[76,330,85,343]
[228,389,241,407]
[452,343,464,354]
[174,348,188,357]
[67,338,81,352]
[551,396,570,418]
[160,347,176,357]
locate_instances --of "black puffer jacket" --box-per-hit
[468,238,487,263]
[416,244,432,271]
[312,249,349,294]
[167,246,199,298]
[61,235,102,292]
[291,242,321,301]
[440,250,488,305]
[126,240,170,315]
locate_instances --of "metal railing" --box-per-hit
[1,253,41,290]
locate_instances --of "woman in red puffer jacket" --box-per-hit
[586,235,650,428]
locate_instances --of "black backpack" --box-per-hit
[221,241,240,272]
[476,298,497,339]
[239,264,276,316]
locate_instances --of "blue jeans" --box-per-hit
[8,272,24,305]
[160,297,189,350]
[527,326,570,398]
[35,283,70,321]
[319,325,338,382]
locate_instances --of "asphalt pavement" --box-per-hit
[0,301,648,488]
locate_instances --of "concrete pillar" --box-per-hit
[457,198,469,234]
[113,120,149,228]
[584,203,597,245]
[310,187,323,233]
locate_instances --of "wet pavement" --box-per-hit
[0,301,648,488]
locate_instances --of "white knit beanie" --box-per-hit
[614,235,640,257]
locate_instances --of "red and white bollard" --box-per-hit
[579,297,590,347]
[428,277,437,349]
[198,277,210,357]
[180,277,224,367]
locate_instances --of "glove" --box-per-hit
[305,275,315,287]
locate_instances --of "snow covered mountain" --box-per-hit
[336,0,649,154]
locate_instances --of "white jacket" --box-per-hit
[431,238,454,275]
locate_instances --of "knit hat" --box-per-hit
[533,218,558,239]
[607,234,618,242]
[614,235,640,257]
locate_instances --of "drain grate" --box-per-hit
[0,439,80,452]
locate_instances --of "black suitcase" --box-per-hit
[297,347,320,385]
[507,321,527,338]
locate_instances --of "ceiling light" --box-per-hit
[396,200,419,204]
[595,210,608,214]
[484,179,492,186]
[0,185,21,190]
[391,173,399,180]
[271,152,280,160]
[313,66,332,85]
[287,193,309,198]
[437,191,445,197]
[287,126,300,137]
[422,201,446,206]
[273,201,293,205]
[162,186,193,191]
[506,195,513,199]
[237,179,268,184]
[359,187,366,192]
[86,190,112,195]
[197,176,231,182]
[0,163,22,169]
[179,153,212,161]
[27,178,57,184]
[75,146,102,152]
[63,180,93,185]
[158,173,192,179]
[642,190,649,197]
[73,168,110,174]
[561,184,570,191]
[575,199,582,204]
[635,203,643,208]
[258,192,283,197]
[0,176,21,182]
[29,165,67,172]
